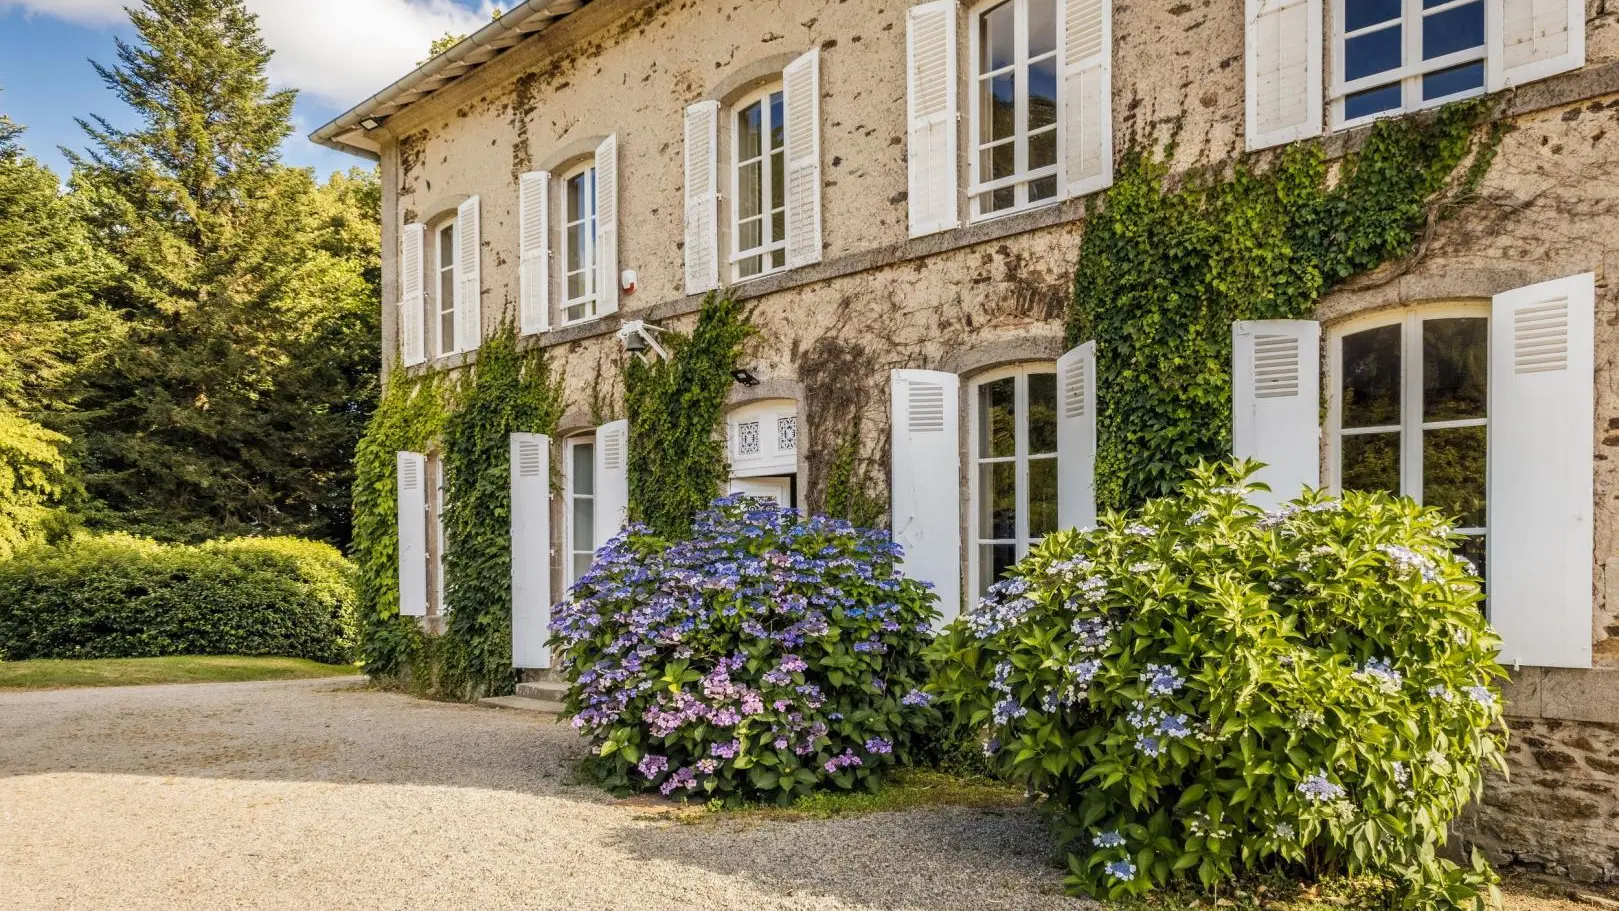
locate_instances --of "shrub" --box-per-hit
[929,462,1507,910]
[0,534,359,664]
[550,495,940,804]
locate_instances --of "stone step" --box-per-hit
[479,695,565,715]
[515,680,568,701]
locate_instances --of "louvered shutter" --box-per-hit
[1232,320,1321,510]
[1060,0,1112,197]
[1244,0,1322,151]
[510,433,553,668]
[890,369,962,625]
[1056,342,1097,530]
[1488,273,1594,669]
[396,452,429,618]
[595,134,620,317]
[454,196,482,353]
[519,172,550,336]
[1488,0,1585,90]
[593,419,630,550]
[400,224,426,367]
[906,1,959,238]
[783,48,823,269]
[683,101,720,295]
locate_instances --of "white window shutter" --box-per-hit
[890,369,962,625]
[400,224,426,367]
[1488,0,1585,91]
[1057,342,1098,530]
[518,172,550,336]
[1244,0,1322,151]
[455,195,482,353]
[595,134,620,317]
[783,48,823,269]
[1060,0,1112,197]
[906,1,959,239]
[683,101,721,295]
[1232,320,1320,510]
[593,419,630,550]
[510,433,553,669]
[396,452,429,618]
[1488,273,1594,669]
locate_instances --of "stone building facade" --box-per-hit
[314,0,1619,880]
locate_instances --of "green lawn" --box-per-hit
[0,655,361,690]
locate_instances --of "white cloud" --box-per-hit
[2,0,498,108]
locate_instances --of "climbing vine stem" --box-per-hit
[1067,100,1499,510]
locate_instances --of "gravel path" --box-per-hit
[0,678,1088,910]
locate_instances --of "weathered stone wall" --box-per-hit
[365,0,1619,880]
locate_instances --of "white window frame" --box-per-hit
[559,161,599,326]
[967,0,1062,223]
[729,83,788,283]
[563,434,597,591]
[1326,302,1490,544]
[434,221,458,359]
[966,362,1059,598]
[1330,0,1487,130]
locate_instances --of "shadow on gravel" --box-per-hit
[609,806,1083,911]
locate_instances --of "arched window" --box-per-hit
[730,82,788,282]
[1327,304,1489,570]
[562,434,597,588]
[967,363,1058,596]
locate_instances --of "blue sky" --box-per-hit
[0,0,498,181]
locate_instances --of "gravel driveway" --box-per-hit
[0,678,1087,910]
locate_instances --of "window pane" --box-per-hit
[738,217,763,255]
[981,142,1017,182]
[572,553,594,584]
[979,377,1016,457]
[981,0,1014,72]
[978,461,1017,539]
[1456,534,1486,580]
[1423,317,1487,421]
[1345,24,1402,81]
[1029,56,1058,131]
[1028,373,1057,454]
[1029,0,1057,57]
[1342,324,1402,427]
[572,443,595,496]
[984,72,1016,141]
[1029,176,1057,202]
[738,255,763,279]
[1029,129,1057,170]
[1423,1,1484,59]
[439,224,454,263]
[440,310,455,355]
[1028,457,1058,537]
[738,101,763,160]
[1345,83,1403,120]
[989,186,1016,213]
[980,544,1018,595]
[567,173,588,222]
[769,92,785,151]
[566,223,585,273]
[739,161,763,220]
[1342,432,1401,494]
[1424,424,1486,528]
[573,495,595,554]
[770,148,786,213]
[772,210,786,246]
[1423,60,1485,100]
[1345,0,1401,32]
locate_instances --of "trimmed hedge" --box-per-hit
[0,535,359,664]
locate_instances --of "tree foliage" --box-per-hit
[58,0,379,547]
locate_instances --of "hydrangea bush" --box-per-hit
[929,462,1507,910]
[550,495,939,803]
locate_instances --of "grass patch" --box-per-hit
[661,769,1025,824]
[0,655,361,690]
[1106,872,1612,911]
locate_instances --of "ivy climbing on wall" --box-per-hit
[349,322,563,699]
[1068,100,1500,511]
[624,292,753,540]
[441,320,565,698]
[351,368,449,681]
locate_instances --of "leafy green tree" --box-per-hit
[63,0,378,546]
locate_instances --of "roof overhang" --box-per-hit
[309,0,594,160]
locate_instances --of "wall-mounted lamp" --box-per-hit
[617,320,671,363]
[731,368,761,387]
[360,117,383,131]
